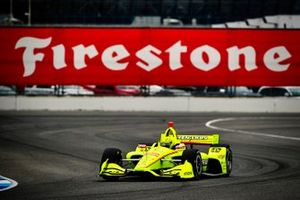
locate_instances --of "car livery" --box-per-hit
[99,121,232,180]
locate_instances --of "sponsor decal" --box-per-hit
[178,135,209,141]
[145,151,160,157]
[0,28,299,85]
[184,172,192,176]
[210,147,222,153]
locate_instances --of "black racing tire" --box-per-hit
[210,144,232,176]
[225,147,233,177]
[182,149,202,179]
[100,148,122,181]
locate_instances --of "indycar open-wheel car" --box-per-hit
[99,122,232,180]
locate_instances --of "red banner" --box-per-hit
[0,27,299,86]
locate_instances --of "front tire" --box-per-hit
[100,148,122,181]
[182,149,202,179]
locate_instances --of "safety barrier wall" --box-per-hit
[1,28,300,86]
[0,96,300,113]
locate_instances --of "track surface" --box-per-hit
[0,111,299,200]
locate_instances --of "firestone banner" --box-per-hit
[0,27,299,86]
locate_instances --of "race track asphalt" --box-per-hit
[0,111,299,200]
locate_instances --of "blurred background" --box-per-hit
[1,0,300,97]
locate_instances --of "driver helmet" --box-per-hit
[159,121,180,149]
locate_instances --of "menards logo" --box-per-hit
[177,135,209,141]
[15,36,291,77]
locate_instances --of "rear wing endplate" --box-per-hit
[177,134,219,145]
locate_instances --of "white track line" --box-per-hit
[205,117,300,141]
[0,175,18,191]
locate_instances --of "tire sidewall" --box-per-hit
[226,148,233,176]
[182,149,202,179]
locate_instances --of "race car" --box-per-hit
[99,121,232,180]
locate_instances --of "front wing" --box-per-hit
[99,159,195,179]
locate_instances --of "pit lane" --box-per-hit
[0,111,299,200]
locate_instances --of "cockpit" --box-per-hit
[158,121,181,149]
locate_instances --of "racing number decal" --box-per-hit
[210,147,221,153]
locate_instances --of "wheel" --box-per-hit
[100,148,122,181]
[182,149,202,179]
[225,147,233,177]
[210,144,232,176]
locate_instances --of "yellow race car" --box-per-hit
[99,122,232,180]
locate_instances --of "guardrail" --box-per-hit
[0,96,299,113]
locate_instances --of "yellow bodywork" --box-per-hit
[208,146,228,174]
[99,159,126,177]
[99,124,231,180]
[161,160,194,179]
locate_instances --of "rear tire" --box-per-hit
[225,147,233,177]
[100,148,122,181]
[182,149,202,179]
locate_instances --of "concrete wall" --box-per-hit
[0,96,300,113]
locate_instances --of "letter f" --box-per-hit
[15,37,52,77]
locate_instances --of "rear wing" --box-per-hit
[177,134,219,145]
